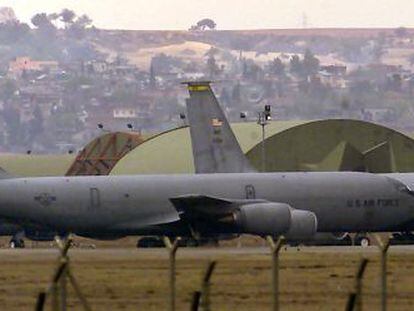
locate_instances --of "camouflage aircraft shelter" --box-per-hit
[65,131,145,176]
[1,119,414,177]
[110,121,302,175]
[247,119,414,173]
[111,119,414,175]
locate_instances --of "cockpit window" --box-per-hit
[384,176,413,195]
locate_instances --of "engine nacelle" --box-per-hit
[235,202,291,235]
[285,209,318,240]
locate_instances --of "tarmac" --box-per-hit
[1,245,414,310]
[1,244,414,258]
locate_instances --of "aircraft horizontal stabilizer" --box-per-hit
[0,167,13,179]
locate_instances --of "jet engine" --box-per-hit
[234,202,291,235]
[285,209,318,240]
[234,202,317,237]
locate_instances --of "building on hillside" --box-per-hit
[318,64,348,88]
[320,65,347,76]
[8,57,59,76]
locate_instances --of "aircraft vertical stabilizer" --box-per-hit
[184,81,255,173]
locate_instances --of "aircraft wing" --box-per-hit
[170,194,260,236]
[170,195,234,216]
[170,195,317,238]
[170,194,266,219]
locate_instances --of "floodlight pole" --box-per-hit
[266,236,285,311]
[163,236,180,311]
[258,112,267,172]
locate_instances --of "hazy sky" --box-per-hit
[3,0,414,30]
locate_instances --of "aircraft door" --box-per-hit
[245,185,256,199]
[90,188,100,209]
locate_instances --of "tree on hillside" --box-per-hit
[395,27,408,37]
[30,104,44,138]
[302,49,320,76]
[47,13,60,22]
[269,57,285,76]
[206,54,220,78]
[289,54,302,76]
[189,18,216,31]
[31,13,55,30]
[340,38,365,62]
[2,105,21,146]
[76,14,92,29]
[0,20,30,43]
[60,8,76,27]
[231,82,242,106]
[0,79,17,102]
[204,47,220,57]
[31,12,57,38]
[66,14,93,39]
[149,62,156,89]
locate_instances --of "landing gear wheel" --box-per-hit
[9,238,25,249]
[359,237,370,247]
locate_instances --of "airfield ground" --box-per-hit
[0,239,414,310]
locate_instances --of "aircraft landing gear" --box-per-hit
[9,237,25,248]
[355,235,371,247]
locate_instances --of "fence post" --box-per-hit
[266,236,285,311]
[191,291,202,311]
[200,261,217,311]
[37,235,92,311]
[373,234,391,311]
[355,258,369,311]
[345,293,357,311]
[55,236,71,311]
[163,236,180,311]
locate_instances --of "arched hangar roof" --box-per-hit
[111,119,414,175]
[65,131,145,176]
[0,154,74,177]
[1,119,412,177]
[0,131,145,177]
[110,121,312,175]
[247,119,414,173]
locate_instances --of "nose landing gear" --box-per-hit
[9,237,25,248]
[354,234,371,247]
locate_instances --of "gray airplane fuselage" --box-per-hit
[0,171,413,237]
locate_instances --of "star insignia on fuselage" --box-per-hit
[34,193,57,207]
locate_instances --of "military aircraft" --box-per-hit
[0,81,414,243]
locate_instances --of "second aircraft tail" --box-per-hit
[184,81,255,174]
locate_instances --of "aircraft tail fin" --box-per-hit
[184,81,255,173]
[0,167,13,179]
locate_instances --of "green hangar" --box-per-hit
[111,119,414,175]
[1,119,414,176]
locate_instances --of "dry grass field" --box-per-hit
[0,241,414,310]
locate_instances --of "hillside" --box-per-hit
[90,28,414,70]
